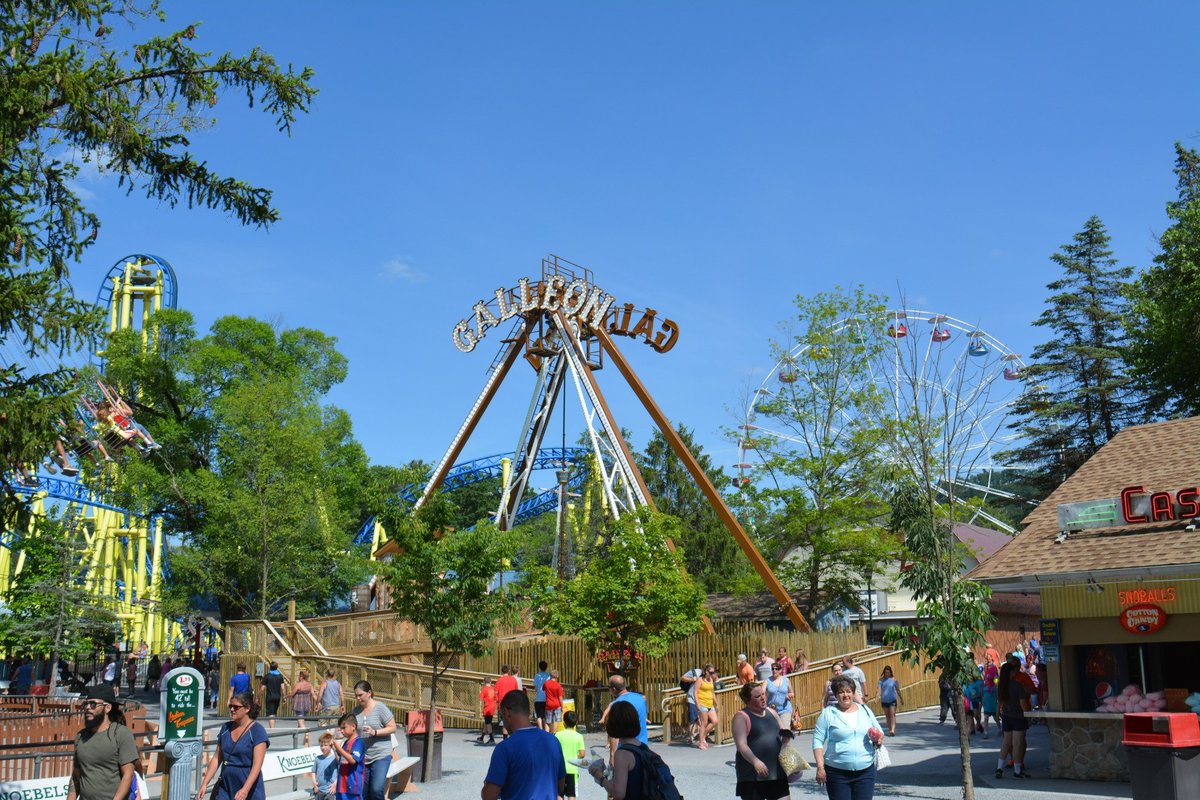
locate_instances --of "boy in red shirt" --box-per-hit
[477,677,498,744]
[543,669,564,734]
[494,665,519,739]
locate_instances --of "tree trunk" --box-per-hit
[952,686,976,800]
[421,643,440,782]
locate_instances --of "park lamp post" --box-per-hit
[556,469,570,580]
[864,567,874,645]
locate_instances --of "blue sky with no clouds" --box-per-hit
[73,1,1200,483]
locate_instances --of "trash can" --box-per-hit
[406,710,444,782]
[1122,712,1200,799]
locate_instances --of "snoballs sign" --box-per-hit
[452,276,679,355]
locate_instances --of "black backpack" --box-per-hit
[619,742,682,800]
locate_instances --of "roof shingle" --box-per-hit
[967,416,1200,582]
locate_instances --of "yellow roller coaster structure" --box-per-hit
[2,255,184,652]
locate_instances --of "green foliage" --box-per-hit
[1128,143,1200,418]
[0,1,315,524]
[379,496,519,782]
[1005,216,1136,498]
[0,515,116,658]
[103,310,371,621]
[883,482,993,800]
[637,425,760,593]
[883,483,994,680]
[535,509,706,662]
[738,287,896,613]
[379,497,520,661]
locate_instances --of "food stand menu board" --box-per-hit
[1039,618,1060,663]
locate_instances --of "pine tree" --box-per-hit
[1,2,315,525]
[1005,216,1135,498]
[1128,144,1200,418]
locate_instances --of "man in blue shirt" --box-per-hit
[482,690,564,800]
[532,661,552,731]
[227,662,251,710]
[599,674,648,761]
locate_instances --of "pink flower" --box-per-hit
[867,727,885,747]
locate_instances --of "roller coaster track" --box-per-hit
[352,446,594,546]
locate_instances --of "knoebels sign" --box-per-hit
[452,276,679,355]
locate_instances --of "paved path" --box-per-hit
[381,707,1132,800]
[128,695,1132,800]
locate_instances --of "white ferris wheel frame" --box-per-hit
[743,309,1031,533]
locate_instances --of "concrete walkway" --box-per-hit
[126,695,1132,800]
[376,706,1132,800]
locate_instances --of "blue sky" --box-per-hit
[77,1,1200,483]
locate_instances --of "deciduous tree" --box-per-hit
[884,483,993,800]
[536,509,706,671]
[379,496,519,782]
[0,514,116,687]
[103,311,370,621]
[738,287,896,615]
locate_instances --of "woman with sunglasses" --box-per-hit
[196,691,268,800]
[694,663,719,750]
[765,662,795,729]
[352,681,397,800]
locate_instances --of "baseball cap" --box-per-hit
[84,684,118,705]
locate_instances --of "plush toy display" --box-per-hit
[1185,692,1200,718]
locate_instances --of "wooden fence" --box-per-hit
[661,648,941,744]
[0,700,154,782]
[223,614,866,731]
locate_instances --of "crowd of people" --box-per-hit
[950,632,1047,780]
[61,638,1048,800]
[678,648,811,748]
[2,641,223,702]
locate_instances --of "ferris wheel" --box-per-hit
[738,309,1030,533]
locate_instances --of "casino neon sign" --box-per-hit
[1119,485,1200,524]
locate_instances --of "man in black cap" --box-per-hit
[67,685,140,800]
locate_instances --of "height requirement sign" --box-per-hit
[160,666,205,738]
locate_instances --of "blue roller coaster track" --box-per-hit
[353,446,593,546]
[94,253,180,313]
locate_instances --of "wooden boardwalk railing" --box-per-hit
[223,613,868,732]
[660,647,942,744]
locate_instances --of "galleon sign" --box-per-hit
[452,276,678,355]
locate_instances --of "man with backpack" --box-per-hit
[679,666,704,744]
